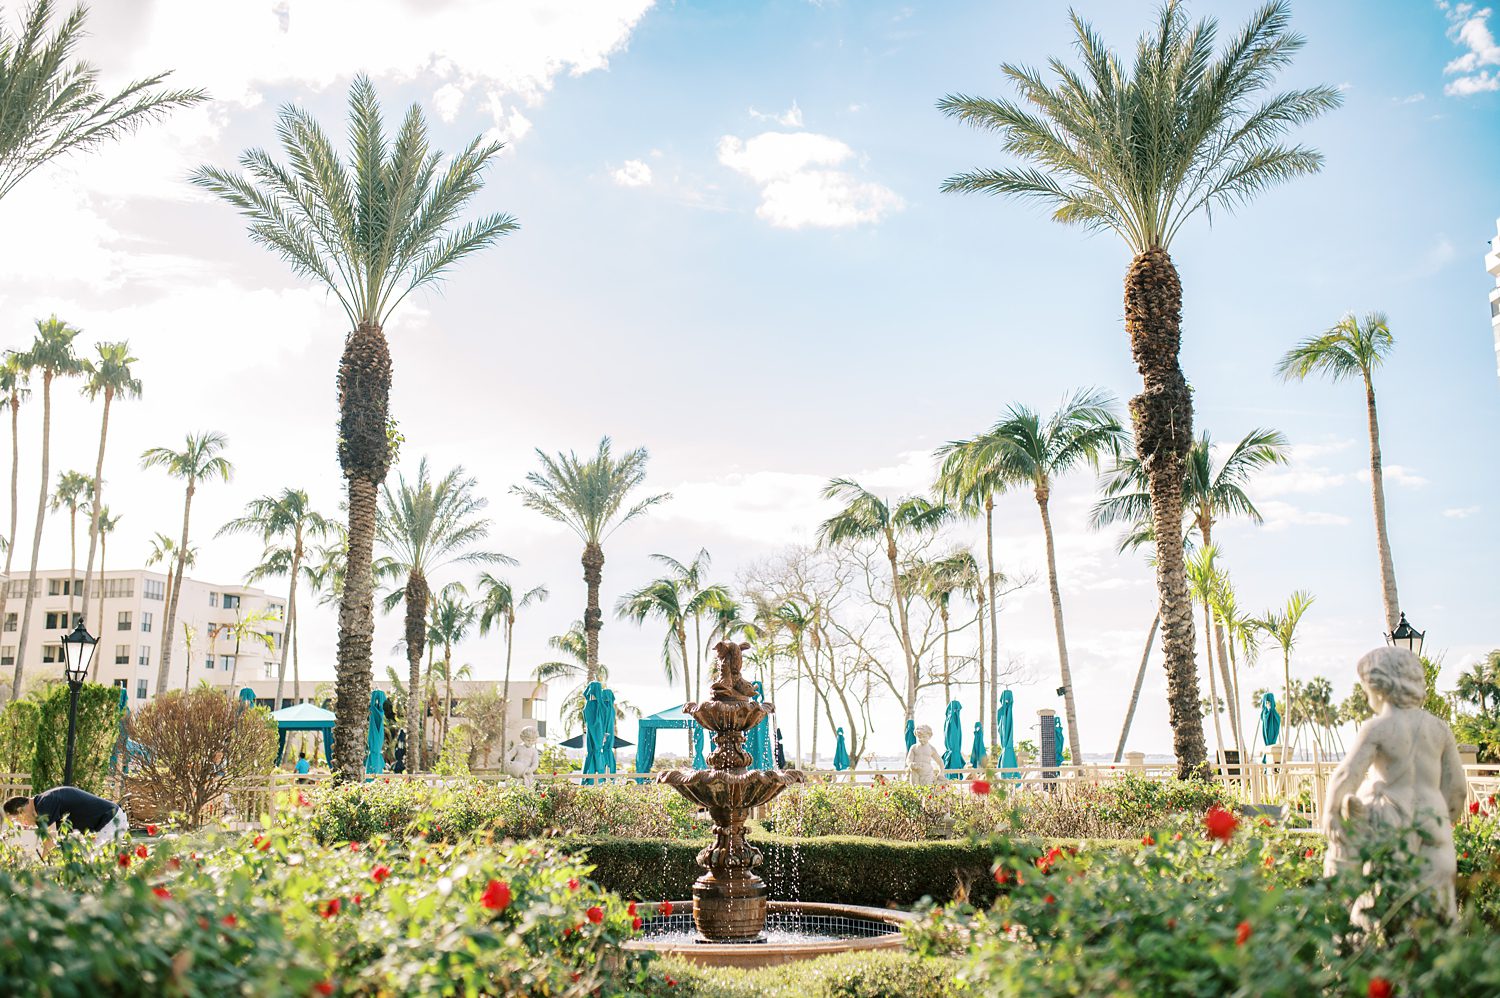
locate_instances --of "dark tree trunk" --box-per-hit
[582,541,604,684]
[1124,247,1206,778]
[404,568,429,771]
[333,321,392,782]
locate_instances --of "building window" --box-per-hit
[521,698,534,720]
[223,594,241,611]
[112,679,128,693]
[44,611,80,630]
[117,611,132,631]
[136,679,147,700]
[205,656,214,671]
[138,646,151,667]
[209,592,219,608]
[263,663,274,679]
[141,612,153,633]
[4,579,37,598]
[101,578,133,599]
[143,579,164,601]
[42,644,62,663]
[0,646,12,666]
[220,655,233,672]
[47,578,80,596]
[3,612,14,632]
[115,644,129,665]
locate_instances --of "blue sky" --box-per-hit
[2,0,1496,758]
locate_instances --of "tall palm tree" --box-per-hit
[512,438,669,683]
[649,549,731,701]
[88,504,118,657]
[425,586,476,748]
[616,575,702,757]
[145,530,195,634]
[9,316,85,699]
[905,550,979,705]
[78,340,141,623]
[140,431,232,696]
[193,75,517,781]
[378,458,508,772]
[1254,590,1315,760]
[476,574,548,758]
[939,0,1339,775]
[818,479,949,722]
[775,598,814,767]
[535,621,630,736]
[224,606,277,691]
[220,489,332,709]
[0,355,29,666]
[48,469,91,619]
[971,389,1124,762]
[1186,546,1229,759]
[1277,313,1400,631]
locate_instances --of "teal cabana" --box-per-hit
[633,704,706,774]
[273,702,335,765]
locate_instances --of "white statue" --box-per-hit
[504,726,541,786]
[906,724,944,786]
[1322,647,1467,925]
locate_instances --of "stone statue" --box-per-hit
[709,641,757,702]
[906,724,944,785]
[504,725,541,786]
[1322,647,1467,924]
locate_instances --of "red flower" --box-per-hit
[349,842,360,852]
[1368,977,1393,998]
[1304,848,1317,859]
[117,852,131,869]
[135,844,149,859]
[970,779,991,796]
[146,824,159,836]
[567,877,581,891]
[321,898,341,919]
[353,894,362,906]
[253,835,271,852]
[1141,835,1155,846]
[665,976,677,988]
[632,916,643,931]
[1469,800,1481,816]
[1235,921,1252,945]
[1043,894,1055,905]
[1166,917,1177,930]
[297,792,311,808]
[1204,807,1238,842]
[627,901,637,916]
[152,886,171,899]
[1263,854,1275,867]
[372,865,391,884]
[222,914,238,928]
[586,905,604,924]
[313,981,335,996]
[166,857,181,872]
[660,900,674,917]
[481,879,512,912]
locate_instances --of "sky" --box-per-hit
[0,0,1496,760]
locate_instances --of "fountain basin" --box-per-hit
[623,900,912,969]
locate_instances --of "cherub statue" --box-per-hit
[710,640,757,702]
[504,725,541,786]
[906,724,944,786]
[1323,647,1466,925]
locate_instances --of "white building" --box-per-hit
[2,569,285,703]
[1488,218,1500,380]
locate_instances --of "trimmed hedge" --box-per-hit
[655,951,967,997]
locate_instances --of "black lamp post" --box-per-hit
[1386,612,1425,658]
[59,619,97,787]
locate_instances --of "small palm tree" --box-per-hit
[140,431,233,696]
[378,458,509,771]
[1254,590,1316,759]
[145,531,196,629]
[224,607,278,691]
[967,388,1125,761]
[180,622,197,690]
[476,574,548,757]
[649,549,732,700]
[939,0,1339,775]
[818,479,949,723]
[512,438,669,683]
[87,504,119,654]
[48,469,92,619]
[1186,547,1230,759]
[0,355,28,667]
[78,340,141,623]
[194,74,517,780]
[535,621,633,736]
[1277,313,1401,631]
[219,489,333,709]
[426,587,476,748]
[904,550,979,705]
[9,316,86,698]
[617,576,693,704]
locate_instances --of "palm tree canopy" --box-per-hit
[512,437,669,546]
[475,573,549,636]
[81,341,143,401]
[1254,590,1315,652]
[818,478,950,547]
[972,388,1125,491]
[20,315,85,380]
[616,576,690,683]
[378,457,511,607]
[140,430,233,486]
[219,487,332,545]
[146,531,196,571]
[937,0,1340,253]
[49,468,91,513]
[933,435,1012,514]
[0,1,205,202]
[426,588,476,649]
[1276,311,1393,384]
[190,74,516,328]
[0,353,30,407]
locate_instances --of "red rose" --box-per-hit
[152,886,171,899]
[481,879,512,912]
[665,976,677,987]
[1368,978,1393,998]
[586,905,604,924]
[1235,921,1252,945]
[166,857,181,872]
[297,792,311,808]
[632,916,643,931]
[146,824,159,836]
[135,844,149,859]
[349,842,360,852]
[1142,835,1154,846]
[1469,800,1481,816]
[660,900,674,917]
[1304,848,1316,859]
[314,981,334,996]
[627,901,637,916]
[1043,894,1055,905]
[971,779,991,796]
[372,865,391,884]
[567,877,580,891]
[353,894,362,906]
[118,852,131,869]
[321,898,341,919]
[222,915,238,928]
[253,835,271,852]
[1204,807,1238,842]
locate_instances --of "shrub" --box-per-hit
[656,951,968,997]
[28,681,122,794]
[0,698,39,773]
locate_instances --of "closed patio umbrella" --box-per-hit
[1052,715,1066,763]
[582,681,608,784]
[833,727,850,771]
[1259,692,1281,760]
[942,701,964,778]
[773,726,786,769]
[997,690,1018,779]
[904,718,916,752]
[969,720,986,769]
[366,689,386,775]
[745,681,773,770]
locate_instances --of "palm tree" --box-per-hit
[905,551,979,705]
[476,574,548,758]
[1277,313,1401,631]
[88,505,118,657]
[535,621,631,736]
[193,75,517,781]
[220,489,332,710]
[180,622,197,690]
[426,586,476,748]
[78,340,141,623]
[775,599,814,767]
[512,438,669,683]
[617,575,696,755]
[1254,590,1315,760]
[649,549,731,701]
[140,431,232,696]
[969,389,1125,762]
[225,607,278,691]
[48,469,91,619]
[939,0,1339,775]
[9,316,86,699]
[1186,546,1229,760]
[0,355,29,665]
[145,531,195,634]
[378,458,508,772]
[818,479,949,723]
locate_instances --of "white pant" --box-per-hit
[93,808,128,847]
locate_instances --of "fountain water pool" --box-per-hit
[624,901,912,970]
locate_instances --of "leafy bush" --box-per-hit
[0,698,39,774]
[656,951,967,997]
[1458,796,1500,925]
[27,681,122,794]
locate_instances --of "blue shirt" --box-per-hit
[295,759,310,774]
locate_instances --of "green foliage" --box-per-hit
[1454,714,1500,763]
[0,698,39,772]
[433,724,474,777]
[30,682,122,793]
[540,742,580,774]
[657,951,968,997]
[1457,799,1500,925]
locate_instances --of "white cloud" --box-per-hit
[1394,92,1427,104]
[1256,501,1352,532]
[1439,2,1500,96]
[1443,505,1482,518]
[611,159,654,187]
[749,101,804,127]
[717,131,903,229]
[433,83,465,123]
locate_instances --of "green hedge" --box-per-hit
[656,951,967,997]
[3,682,122,794]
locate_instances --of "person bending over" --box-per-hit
[3,786,129,855]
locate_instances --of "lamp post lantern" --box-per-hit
[1385,612,1425,658]
[59,620,98,786]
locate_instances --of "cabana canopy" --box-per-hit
[273,702,335,764]
[633,704,706,774]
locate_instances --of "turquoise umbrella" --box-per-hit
[110,685,129,775]
[691,723,706,770]
[941,701,964,777]
[238,687,257,709]
[582,681,607,784]
[997,690,1018,779]
[833,727,850,771]
[745,682,773,770]
[600,686,618,778]
[1259,692,1281,760]
[366,690,387,775]
[1052,715,1066,764]
[904,718,916,752]
[969,720,986,769]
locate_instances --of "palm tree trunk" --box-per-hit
[157,482,194,695]
[1282,648,1292,764]
[986,498,999,747]
[94,528,108,644]
[80,388,112,626]
[886,532,918,722]
[975,594,987,748]
[1364,376,1400,631]
[183,633,192,690]
[693,615,702,703]
[12,372,53,699]
[940,604,951,704]
[404,568,429,771]
[273,533,301,710]
[1035,484,1083,764]
[582,542,604,684]
[292,604,301,704]
[0,398,19,699]
[1214,620,1244,756]
[1113,612,1159,762]
[679,625,692,755]
[1124,247,1205,778]
[795,647,804,767]
[66,508,76,621]
[1202,600,1225,764]
[443,650,453,748]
